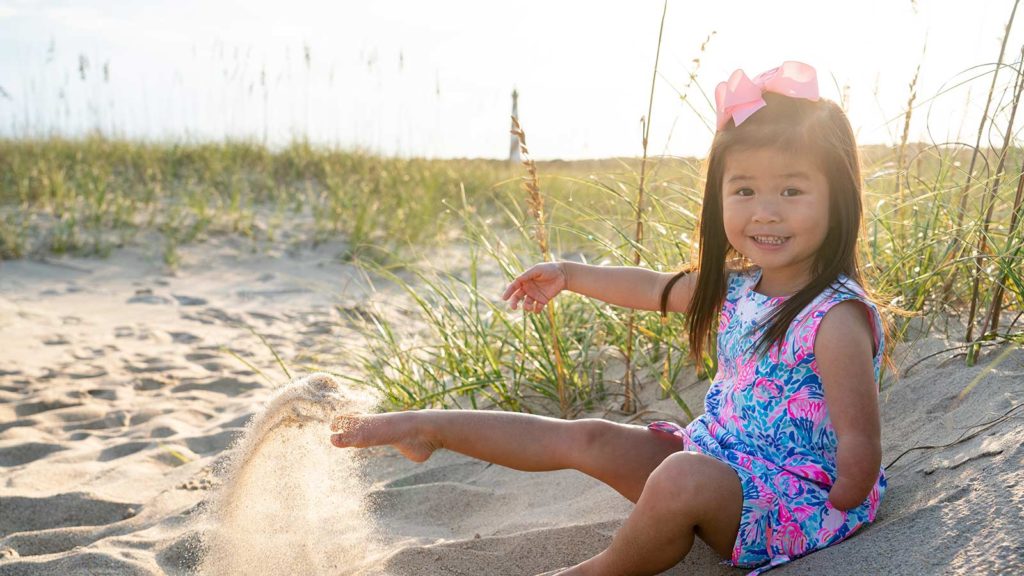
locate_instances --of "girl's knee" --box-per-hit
[566,419,649,471]
[571,418,619,453]
[644,451,716,503]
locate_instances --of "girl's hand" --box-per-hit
[502,262,567,313]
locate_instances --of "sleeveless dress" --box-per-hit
[648,269,886,574]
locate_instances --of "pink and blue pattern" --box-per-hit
[649,269,885,574]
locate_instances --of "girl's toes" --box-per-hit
[328,412,436,463]
[330,429,358,448]
[331,413,358,433]
[329,414,368,447]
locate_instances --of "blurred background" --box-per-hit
[2,0,1021,159]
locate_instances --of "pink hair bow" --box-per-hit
[715,61,820,130]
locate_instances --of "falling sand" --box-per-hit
[199,373,382,576]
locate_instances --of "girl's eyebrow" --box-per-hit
[725,171,812,183]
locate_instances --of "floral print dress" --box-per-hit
[648,269,885,574]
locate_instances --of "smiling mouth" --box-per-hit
[751,235,789,246]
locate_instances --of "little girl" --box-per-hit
[331,61,887,575]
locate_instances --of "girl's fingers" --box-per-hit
[523,296,546,313]
[503,276,534,301]
[503,268,546,300]
[504,286,523,307]
[520,282,550,304]
[501,280,520,300]
[511,290,526,310]
[503,275,553,313]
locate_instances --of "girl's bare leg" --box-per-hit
[330,409,683,502]
[558,451,744,575]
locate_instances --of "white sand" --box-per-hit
[0,238,1021,575]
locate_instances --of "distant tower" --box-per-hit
[509,88,521,163]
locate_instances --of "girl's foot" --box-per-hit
[330,412,439,463]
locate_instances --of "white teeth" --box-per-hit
[753,236,787,245]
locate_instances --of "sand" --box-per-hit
[0,237,1021,575]
[199,373,381,576]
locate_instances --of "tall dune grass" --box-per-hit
[4,33,1024,416]
[2,133,1023,415]
[0,138,509,263]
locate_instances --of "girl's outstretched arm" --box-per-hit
[815,300,883,511]
[503,261,698,314]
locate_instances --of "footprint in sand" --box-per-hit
[63,406,163,433]
[0,492,140,537]
[67,365,108,380]
[246,311,280,325]
[336,303,379,324]
[72,347,106,361]
[128,288,172,305]
[185,351,231,372]
[169,331,201,344]
[182,307,243,326]
[114,326,134,338]
[0,442,67,467]
[42,335,70,346]
[183,429,243,455]
[301,320,335,336]
[171,376,262,396]
[85,388,118,400]
[98,440,153,462]
[124,356,181,374]
[134,375,175,391]
[172,294,208,306]
[236,287,311,301]
[14,399,82,418]
[0,419,35,434]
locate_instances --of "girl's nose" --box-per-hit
[751,198,781,222]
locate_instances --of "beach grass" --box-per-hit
[2,131,1023,417]
[0,138,511,263]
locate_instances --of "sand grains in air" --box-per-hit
[200,373,382,576]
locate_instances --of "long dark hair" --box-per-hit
[688,93,873,362]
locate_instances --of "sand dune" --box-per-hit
[0,239,1021,575]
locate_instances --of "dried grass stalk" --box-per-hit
[944,0,1020,302]
[510,116,568,417]
[966,44,1024,355]
[622,0,668,414]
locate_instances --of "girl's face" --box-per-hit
[721,146,830,295]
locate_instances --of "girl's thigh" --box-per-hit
[571,420,686,503]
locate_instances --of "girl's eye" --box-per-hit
[735,188,754,197]
[781,187,802,197]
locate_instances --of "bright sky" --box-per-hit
[1,0,1021,159]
